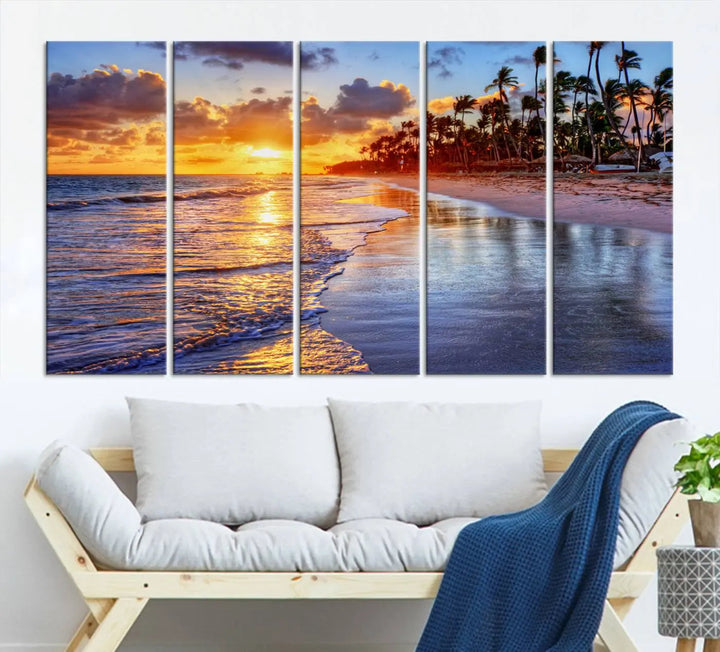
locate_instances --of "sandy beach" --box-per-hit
[305,172,671,375]
[316,185,420,374]
[380,172,672,234]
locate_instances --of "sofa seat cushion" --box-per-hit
[35,416,696,574]
[96,517,479,572]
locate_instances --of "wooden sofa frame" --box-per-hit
[25,447,689,652]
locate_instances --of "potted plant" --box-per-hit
[675,432,720,547]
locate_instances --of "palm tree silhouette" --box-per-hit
[453,94,477,169]
[485,66,522,159]
[571,75,596,152]
[533,45,546,148]
[592,41,633,160]
[585,43,599,164]
[617,43,647,170]
[642,67,672,147]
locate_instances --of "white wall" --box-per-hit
[2,1,719,649]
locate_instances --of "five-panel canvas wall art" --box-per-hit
[46,41,673,375]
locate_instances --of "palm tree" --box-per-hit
[475,108,498,161]
[618,42,646,170]
[642,67,673,148]
[485,66,522,158]
[533,45,546,148]
[520,95,541,158]
[593,41,633,160]
[553,70,575,116]
[615,47,643,82]
[618,75,649,167]
[602,79,624,137]
[585,43,599,163]
[479,100,501,161]
[571,75,596,152]
[452,95,476,169]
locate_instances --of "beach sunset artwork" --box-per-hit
[426,42,547,374]
[173,42,293,374]
[46,41,167,374]
[300,42,420,374]
[552,42,673,374]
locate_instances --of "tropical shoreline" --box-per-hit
[312,183,420,374]
[376,172,671,234]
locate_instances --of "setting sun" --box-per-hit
[251,148,281,158]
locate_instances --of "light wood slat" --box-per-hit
[542,448,577,473]
[606,571,654,599]
[24,479,98,574]
[82,598,147,652]
[90,448,135,472]
[75,571,443,600]
[66,612,98,652]
[90,447,579,474]
[597,600,639,652]
[73,570,649,601]
[625,489,690,573]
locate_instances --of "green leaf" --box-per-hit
[674,432,720,500]
[698,486,720,503]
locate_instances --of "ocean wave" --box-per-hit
[57,312,291,373]
[174,185,270,202]
[53,345,167,374]
[302,218,389,228]
[174,318,289,360]
[47,194,166,210]
[47,185,270,210]
[175,261,291,276]
[50,260,292,282]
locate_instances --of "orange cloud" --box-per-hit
[47,65,166,173]
[428,85,526,116]
[428,96,455,114]
[173,94,293,173]
[300,78,416,172]
[428,92,505,115]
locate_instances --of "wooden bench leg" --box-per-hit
[703,639,720,652]
[677,640,696,652]
[67,598,148,652]
[66,612,99,652]
[597,600,638,652]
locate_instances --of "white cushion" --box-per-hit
[35,417,693,573]
[614,417,697,568]
[128,398,340,528]
[328,399,547,525]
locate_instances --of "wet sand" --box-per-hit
[318,185,420,374]
[381,172,672,234]
[426,198,546,374]
[316,173,671,375]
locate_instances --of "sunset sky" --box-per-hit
[427,41,545,121]
[47,41,166,175]
[554,41,673,132]
[174,41,293,175]
[301,41,419,173]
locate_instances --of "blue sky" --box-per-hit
[47,41,166,78]
[46,41,167,174]
[553,41,672,83]
[174,42,293,105]
[427,41,545,119]
[300,41,420,170]
[301,41,419,107]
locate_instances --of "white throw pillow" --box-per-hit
[328,399,546,525]
[128,398,340,527]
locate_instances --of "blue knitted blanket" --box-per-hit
[417,400,679,652]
